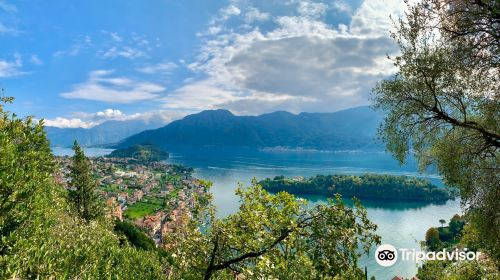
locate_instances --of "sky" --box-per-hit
[0,0,405,128]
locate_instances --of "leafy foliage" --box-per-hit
[417,259,500,280]
[425,227,441,251]
[114,220,156,251]
[0,94,57,256]
[164,180,380,280]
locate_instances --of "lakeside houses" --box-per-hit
[136,211,166,236]
[130,190,144,204]
[55,155,209,247]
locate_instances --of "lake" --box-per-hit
[53,146,461,280]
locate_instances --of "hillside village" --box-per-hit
[55,155,210,246]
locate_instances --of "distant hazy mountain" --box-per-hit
[45,119,166,147]
[117,106,385,151]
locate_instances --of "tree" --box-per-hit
[439,219,446,228]
[164,180,380,279]
[68,141,103,221]
[425,227,441,251]
[449,214,465,236]
[417,258,500,280]
[417,260,447,280]
[372,0,499,261]
[0,93,56,256]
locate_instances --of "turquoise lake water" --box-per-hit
[52,146,461,280]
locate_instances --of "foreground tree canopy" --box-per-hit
[372,0,499,261]
[164,181,380,279]
[0,95,379,279]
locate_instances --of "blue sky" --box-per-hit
[0,0,405,128]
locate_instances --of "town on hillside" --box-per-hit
[55,155,210,246]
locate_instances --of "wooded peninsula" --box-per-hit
[260,174,454,203]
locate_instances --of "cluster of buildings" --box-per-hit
[55,155,209,247]
[135,181,204,246]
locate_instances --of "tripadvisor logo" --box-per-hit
[374,244,482,267]
[375,244,398,267]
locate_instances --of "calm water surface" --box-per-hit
[53,146,461,280]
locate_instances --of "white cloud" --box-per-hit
[60,70,165,103]
[207,26,222,35]
[30,54,43,65]
[96,108,124,118]
[206,4,242,30]
[100,46,146,59]
[350,0,407,36]
[53,32,156,60]
[53,35,92,57]
[44,117,97,129]
[72,108,131,121]
[137,61,177,75]
[244,7,270,23]
[110,32,122,42]
[97,32,153,59]
[0,54,25,78]
[332,0,352,14]
[45,109,185,128]
[169,0,403,114]
[161,80,238,110]
[221,5,241,19]
[297,1,328,18]
[0,22,18,35]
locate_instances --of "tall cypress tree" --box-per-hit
[68,141,103,221]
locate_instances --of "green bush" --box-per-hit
[114,220,156,251]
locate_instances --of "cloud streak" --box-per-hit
[60,70,165,103]
[0,22,18,35]
[44,108,185,128]
[137,61,177,75]
[43,117,98,129]
[0,54,25,78]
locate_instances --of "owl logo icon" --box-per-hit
[375,244,398,267]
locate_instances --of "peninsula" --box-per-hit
[259,174,454,203]
[108,144,169,162]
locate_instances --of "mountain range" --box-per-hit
[45,119,166,147]
[116,106,385,151]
